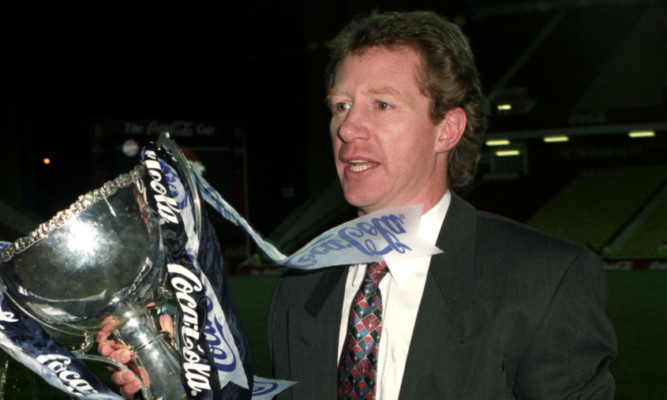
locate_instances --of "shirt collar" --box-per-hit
[383,191,451,286]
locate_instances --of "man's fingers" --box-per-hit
[159,313,175,341]
[98,316,118,336]
[120,379,142,399]
[97,340,115,357]
[97,324,146,398]
[96,329,111,343]
[111,366,146,398]
[112,369,143,399]
[111,369,137,386]
[113,368,145,398]
[109,348,133,365]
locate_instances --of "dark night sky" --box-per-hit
[2,2,313,233]
[1,1,477,234]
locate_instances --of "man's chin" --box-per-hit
[343,194,382,216]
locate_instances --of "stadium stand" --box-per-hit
[611,182,667,258]
[527,165,667,255]
[464,172,576,223]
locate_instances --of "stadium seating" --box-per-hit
[527,165,667,256]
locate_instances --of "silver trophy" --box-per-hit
[0,162,187,399]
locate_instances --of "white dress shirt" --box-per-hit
[337,192,451,400]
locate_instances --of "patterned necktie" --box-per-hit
[338,261,388,400]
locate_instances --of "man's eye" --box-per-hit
[335,102,350,112]
[377,102,390,110]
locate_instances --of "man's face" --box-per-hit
[329,46,450,215]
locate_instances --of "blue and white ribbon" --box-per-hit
[195,173,442,269]
[159,159,248,392]
[149,144,294,400]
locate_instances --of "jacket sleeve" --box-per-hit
[514,250,617,399]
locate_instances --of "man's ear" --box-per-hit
[435,107,467,153]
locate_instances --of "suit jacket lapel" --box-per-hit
[287,266,347,398]
[399,193,483,398]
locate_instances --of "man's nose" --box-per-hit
[337,106,370,143]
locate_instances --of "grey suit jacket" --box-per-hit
[268,193,617,399]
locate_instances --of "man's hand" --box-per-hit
[96,316,148,398]
[96,312,175,399]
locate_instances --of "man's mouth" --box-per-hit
[349,160,376,172]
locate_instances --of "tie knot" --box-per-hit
[366,261,387,284]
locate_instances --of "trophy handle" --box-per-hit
[75,353,154,400]
[112,306,186,400]
[156,132,203,244]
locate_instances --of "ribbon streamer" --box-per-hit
[151,144,294,399]
[194,173,442,269]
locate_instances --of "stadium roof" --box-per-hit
[464,0,667,138]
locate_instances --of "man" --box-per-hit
[268,10,617,399]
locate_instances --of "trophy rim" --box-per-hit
[0,166,144,263]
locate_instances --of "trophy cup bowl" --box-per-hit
[0,166,186,400]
